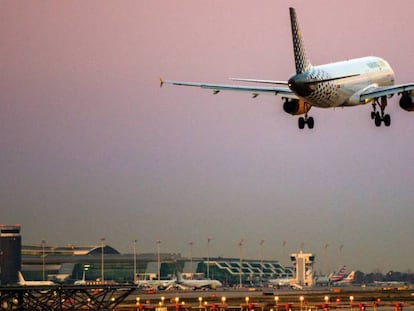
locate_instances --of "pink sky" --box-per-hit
[1,1,414,272]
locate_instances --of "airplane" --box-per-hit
[335,271,355,285]
[176,272,222,290]
[18,271,56,286]
[373,280,407,289]
[330,265,347,283]
[314,266,347,285]
[161,7,414,129]
[135,275,177,290]
[267,276,303,290]
[73,270,87,285]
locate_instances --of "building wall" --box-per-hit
[0,225,22,285]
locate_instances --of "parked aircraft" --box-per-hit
[267,277,303,290]
[373,280,407,289]
[161,8,414,129]
[335,271,355,285]
[135,276,177,290]
[18,271,55,286]
[330,266,347,283]
[176,272,222,290]
[73,270,87,285]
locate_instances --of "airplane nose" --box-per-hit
[288,73,315,97]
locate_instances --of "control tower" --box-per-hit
[290,251,314,286]
[0,225,22,285]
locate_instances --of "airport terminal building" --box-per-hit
[19,243,294,286]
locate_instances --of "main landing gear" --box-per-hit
[298,115,314,129]
[298,106,314,129]
[371,96,391,127]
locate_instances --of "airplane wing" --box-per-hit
[360,83,414,100]
[160,78,297,99]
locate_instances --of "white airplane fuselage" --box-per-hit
[18,272,55,286]
[289,56,395,108]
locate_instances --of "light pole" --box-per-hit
[349,296,354,311]
[207,236,212,279]
[101,238,105,284]
[259,239,264,286]
[133,240,138,284]
[188,241,193,279]
[239,238,244,288]
[41,239,46,281]
[156,239,161,285]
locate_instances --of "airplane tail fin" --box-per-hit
[176,271,183,283]
[18,271,25,284]
[345,271,355,282]
[289,7,312,74]
[338,265,347,275]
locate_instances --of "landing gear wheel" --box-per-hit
[374,115,382,127]
[298,117,305,129]
[383,114,391,127]
[307,116,314,129]
[372,96,391,128]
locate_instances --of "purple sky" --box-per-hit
[1,1,414,273]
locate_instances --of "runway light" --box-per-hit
[349,296,354,311]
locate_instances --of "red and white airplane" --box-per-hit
[330,265,347,282]
[161,7,414,129]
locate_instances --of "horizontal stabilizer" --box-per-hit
[229,78,288,85]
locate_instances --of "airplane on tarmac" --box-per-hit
[73,270,87,285]
[330,265,347,282]
[315,266,354,286]
[18,271,56,286]
[161,7,414,129]
[176,272,222,290]
[335,271,355,285]
[267,276,303,290]
[134,275,177,290]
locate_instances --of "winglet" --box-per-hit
[160,77,164,88]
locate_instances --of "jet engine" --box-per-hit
[399,93,414,111]
[283,98,310,115]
